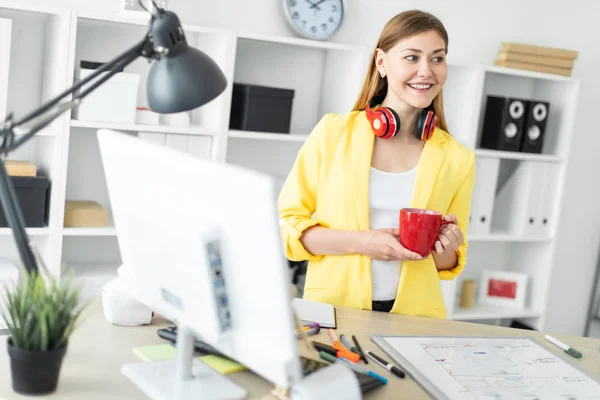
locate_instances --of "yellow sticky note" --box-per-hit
[132,344,247,375]
[198,354,247,375]
[132,343,177,362]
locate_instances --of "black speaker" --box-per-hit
[480,96,528,152]
[521,100,550,154]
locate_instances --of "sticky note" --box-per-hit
[199,354,247,375]
[132,344,247,375]
[132,343,177,362]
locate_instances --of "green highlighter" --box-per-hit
[319,351,338,364]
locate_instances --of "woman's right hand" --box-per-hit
[358,228,425,261]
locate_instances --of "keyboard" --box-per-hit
[157,326,385,394]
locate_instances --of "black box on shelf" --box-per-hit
[229,83,294,134]
[0,176,50,228]
[480,96,528,152]
[520,100,550,154]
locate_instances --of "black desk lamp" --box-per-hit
[0,1,227,274]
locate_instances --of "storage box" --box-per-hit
[72,68,140,124]
[495,43,578,77]
[64,200,109,227]
[229,83,294,133]
[4,160,36,177]
[0,176,49,227]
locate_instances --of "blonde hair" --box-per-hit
[352,10,450,133]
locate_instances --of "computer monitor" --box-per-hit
[97,129,304,395]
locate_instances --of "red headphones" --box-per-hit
[365,96,438,140]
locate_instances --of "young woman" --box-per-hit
[278,10,475,318]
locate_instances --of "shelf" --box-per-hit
[237,31,368,52]
[469,233,552,242]
[228,130,308,143]
[0,1,69,15]
[482,64,575,83]
[13,126,55,137]
[70,120,218,137]
[474,149,562,163]
[451,304,541,321]
[76,10,232,36]
[0,227,50,236]
[63,262,119,276]
[63,227,117,236]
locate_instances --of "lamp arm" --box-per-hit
[4,36,155,154]
[0,32,156,275]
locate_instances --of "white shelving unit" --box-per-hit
[0,2,580,329]
[441,65,580,329]
[70,119,219,136]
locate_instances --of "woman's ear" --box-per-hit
[375,48,387,78]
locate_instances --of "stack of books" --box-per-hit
[495,43,578,76]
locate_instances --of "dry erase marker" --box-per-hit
[319,351,338,364]
[352,335,368,364]
[312,341,360,363]
[338,357,388,385]
[545,335,582,358]
[339,334,360,355]
[295,327,319,339]
[328,329,341,348]
[366,350,405,378]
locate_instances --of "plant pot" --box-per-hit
[7,338,67,395]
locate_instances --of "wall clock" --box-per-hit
[283,0,346,41]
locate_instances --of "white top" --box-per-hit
[368,165,418,301]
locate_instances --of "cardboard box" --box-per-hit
[500,43,578,60]
[4,160,36,177]
[64,200,109,227]
[495,59,572,76]
[496,43,577,77]
[496,51,575,69]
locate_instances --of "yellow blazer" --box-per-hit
[278,110,475,319]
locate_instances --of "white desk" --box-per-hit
[1,298,599,399]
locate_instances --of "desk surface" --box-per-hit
[1,299,599,400]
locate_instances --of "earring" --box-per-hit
[380,72,386,79]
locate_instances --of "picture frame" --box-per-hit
[478,270,528,309]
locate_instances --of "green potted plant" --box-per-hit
[1,269,87,395]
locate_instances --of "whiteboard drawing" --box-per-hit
[371,335,600,400]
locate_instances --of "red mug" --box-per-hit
[399,208,453,257]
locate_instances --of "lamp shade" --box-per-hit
[147,48,227,113]
[145,11,227,113]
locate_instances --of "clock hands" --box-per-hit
[309,0,327,9]
[304,0,322,11]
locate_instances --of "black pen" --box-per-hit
[366,350,405,378]
[352,335,368,364]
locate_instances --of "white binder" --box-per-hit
[536,163,558,237]
[521,162,545,237]
[492,160,544,236]
[468,157,500,235]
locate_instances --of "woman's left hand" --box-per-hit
[434,214,464,254]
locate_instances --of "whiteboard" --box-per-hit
[371,335,600,400]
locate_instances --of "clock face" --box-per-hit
[283,0,345,41]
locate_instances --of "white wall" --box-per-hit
[30,0,600,337]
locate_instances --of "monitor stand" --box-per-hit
[121,324,247,400]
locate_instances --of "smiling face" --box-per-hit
[376,30,448,110]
